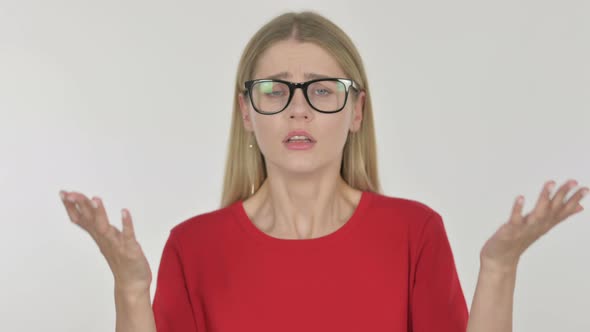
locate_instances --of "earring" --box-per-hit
[244,115,254,149]
[248,132,254,194]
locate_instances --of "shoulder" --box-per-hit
[167,201,240,244]
[367,192,453,261]
[368,191,439,223]
[365,191,446,239]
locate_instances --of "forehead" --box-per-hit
[253,40,346,80]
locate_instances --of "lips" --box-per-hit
[283,130,316,143]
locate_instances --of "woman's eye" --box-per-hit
[266,90,284,96]
[314,88,331,95]
[258,82,286,97]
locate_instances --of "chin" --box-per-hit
[266,157,320,174]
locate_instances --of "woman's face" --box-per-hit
[238,39,365,175]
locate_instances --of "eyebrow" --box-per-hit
[261,72,332,80]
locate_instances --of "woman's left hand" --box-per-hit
[480,179,588,272]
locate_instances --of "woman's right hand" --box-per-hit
[60,190,152,295]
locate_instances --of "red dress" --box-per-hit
[153,190,468,331]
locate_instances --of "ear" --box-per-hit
[350,90,365,133]
[238,93,254,132]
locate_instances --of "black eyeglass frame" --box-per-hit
[243,78,360,115]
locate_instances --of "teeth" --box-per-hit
[287,136,311,142]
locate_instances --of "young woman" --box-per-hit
[59,11,588,332]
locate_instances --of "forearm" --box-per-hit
[114,286,157,332]
[466,261,517,332]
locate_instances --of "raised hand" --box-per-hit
[480,179,588,271]
[60,190,152,294]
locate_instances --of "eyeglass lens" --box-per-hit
[251,80,348,113]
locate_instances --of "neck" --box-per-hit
[250,169,358,240]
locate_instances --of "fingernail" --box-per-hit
[67,196,76,203]
[548,182,555,191]
[582,189,589,198]
[121,209,127,219]
[91,199,99,209]
[59,191,65,201]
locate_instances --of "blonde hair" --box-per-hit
[220,11,382,208]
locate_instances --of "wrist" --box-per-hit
[114,284,151,304]
[480,257,519,276]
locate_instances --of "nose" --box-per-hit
[286,88,313,119]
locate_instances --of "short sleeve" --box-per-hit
[409,211,468,332]
[152,230,198,332]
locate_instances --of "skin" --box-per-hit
[59,39,589,331]
[237,39,366,240]
[467,179,588,332]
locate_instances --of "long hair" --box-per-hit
[220,11,382,208]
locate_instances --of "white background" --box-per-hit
[1,0,589,331]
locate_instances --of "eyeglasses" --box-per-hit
[244,78,359,115]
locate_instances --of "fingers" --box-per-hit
[61,191,94,228]
[90,197,120,241]
[531,180,555,216]
[60,190,82,223]
[60,190,121,242]
[77,194,96,225]
[509,195,525,224]
[557,186,588,221]
[121,209,137,242]
[512,179,587,227]
[551,179,577,211]
[523,179,588,226]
